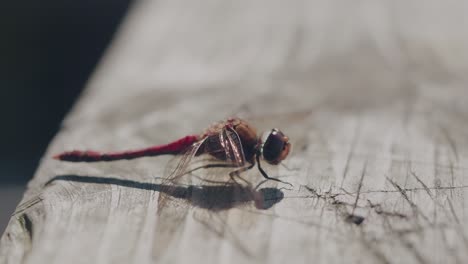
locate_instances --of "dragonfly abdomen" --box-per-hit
[54,135,200,162]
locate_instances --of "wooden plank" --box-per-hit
[2,0,468,263]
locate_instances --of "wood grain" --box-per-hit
[2,1,468,263]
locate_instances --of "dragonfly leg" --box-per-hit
[256,154,293,187]
[229,163,255,187]
[192,175,234,185]
[254,179,269,190]
[185,163,239,175]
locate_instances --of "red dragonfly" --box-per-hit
[54,117,292,185]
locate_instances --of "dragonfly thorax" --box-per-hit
[261,128,291,165]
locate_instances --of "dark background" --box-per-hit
[0,1,132,232]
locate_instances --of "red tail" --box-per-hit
[54,135,200,162]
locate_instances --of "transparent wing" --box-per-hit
[162,137,208,185]
[219,126,246,167]
[158,138,208,212]
[161,127,247,186]
[158,129,250,213]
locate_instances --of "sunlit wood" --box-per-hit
[2,1,468,263]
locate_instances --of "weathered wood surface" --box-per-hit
[2,1,468,263]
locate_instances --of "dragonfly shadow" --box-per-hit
[45,175,284,210]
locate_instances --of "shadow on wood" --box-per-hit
[44,175,284,211]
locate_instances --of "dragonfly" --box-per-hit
[54,117,292,186]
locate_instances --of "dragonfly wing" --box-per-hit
[158,129,249,214]
[161,128,246,185]
[158,137,207,212]
[219,127,246,167]
[162,137,207,184]
[160,126,250,187]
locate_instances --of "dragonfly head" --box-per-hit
[261,128,291,165]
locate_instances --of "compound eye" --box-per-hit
[262,129,290,165]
